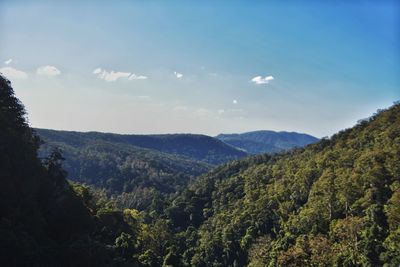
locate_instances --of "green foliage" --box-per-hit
[37,128,247,165]
[37,129,219,211]
[158,102,400,266]
[0,75,101,266]
[1,73,399,266]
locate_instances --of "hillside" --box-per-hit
[0,75,133,266]
[2,72,399,266]
[35,129,316,211]
[37,129,215,210]
[37,129,247,165]
[216,130,318,154]
[161,103,400,266]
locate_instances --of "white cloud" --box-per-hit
[233,99,238,104]
[4,59,12,65]
[0,67,28,79]
[217,109,225,115]
[93,68,148,82]
[93,68,102,74]
[99,70,130,82]
[174,71,183,79]
[251,75,274,85]
[129,74,148,80]
[37,65,61,76]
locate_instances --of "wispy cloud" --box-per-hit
[233,99,238,104]
[250,75,274,85]
[128,74,148,80]
[93,68,102,75]
[174,71,183,79]
[0,67,28,79]
[37,65,61,76]
[93,68,147,82]
[4,59,12,65]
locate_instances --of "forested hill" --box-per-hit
[36,130,219,210]
[36,129,247,165]
[0,75,133,266]
[216,130,318,154]
[163,103,400,266]
[35,129,249,210]
[2,71,400,266]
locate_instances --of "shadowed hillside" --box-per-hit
[2,72,399,266]
[36,129,248,210]
[37,129,248,165]
[0,75,133,266]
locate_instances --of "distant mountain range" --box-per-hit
[36,129,247,209]
[216,130,318,154]
[36,129,246,165]
[35,129,317,210]
[3,66,400,267]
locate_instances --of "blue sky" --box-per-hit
[0,0,399,137]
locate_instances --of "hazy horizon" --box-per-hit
[1,1,399,137]
[34,126,325,139]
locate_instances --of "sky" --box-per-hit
[0,0,399,137]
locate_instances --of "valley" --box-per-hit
[1,75,399,266]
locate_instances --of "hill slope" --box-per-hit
[216,130,318,154]
[163,103,400,266]
[37,129,247,165]
[0,75,128,266]
[37,129,217,210]
[2,72,400,266]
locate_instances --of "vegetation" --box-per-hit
[36,125,317,213]
[1,73,399,266]
[0,75,102,266]
[37,132,212,210]
[36,129,249,211]
[37,128,247,165]
[163,102,400,266]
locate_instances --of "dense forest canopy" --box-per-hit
[1,74,399,266]
[37,128,248,165]
[36,129,316,211]
[0,75,102,266]
[166,102,400,266]
[36,129,248,211]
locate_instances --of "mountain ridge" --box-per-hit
[36,128,248,165]
[2,72,399,266]
[163,102,400,266]
[35,128,318,211]
[216,130,319,154]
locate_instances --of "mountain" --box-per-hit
[161,103,400,266]
[35,128,318,211]
[2,72,400,266]
[37,129,247,165]
[35,129,248,210]
[216,130,319,154]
